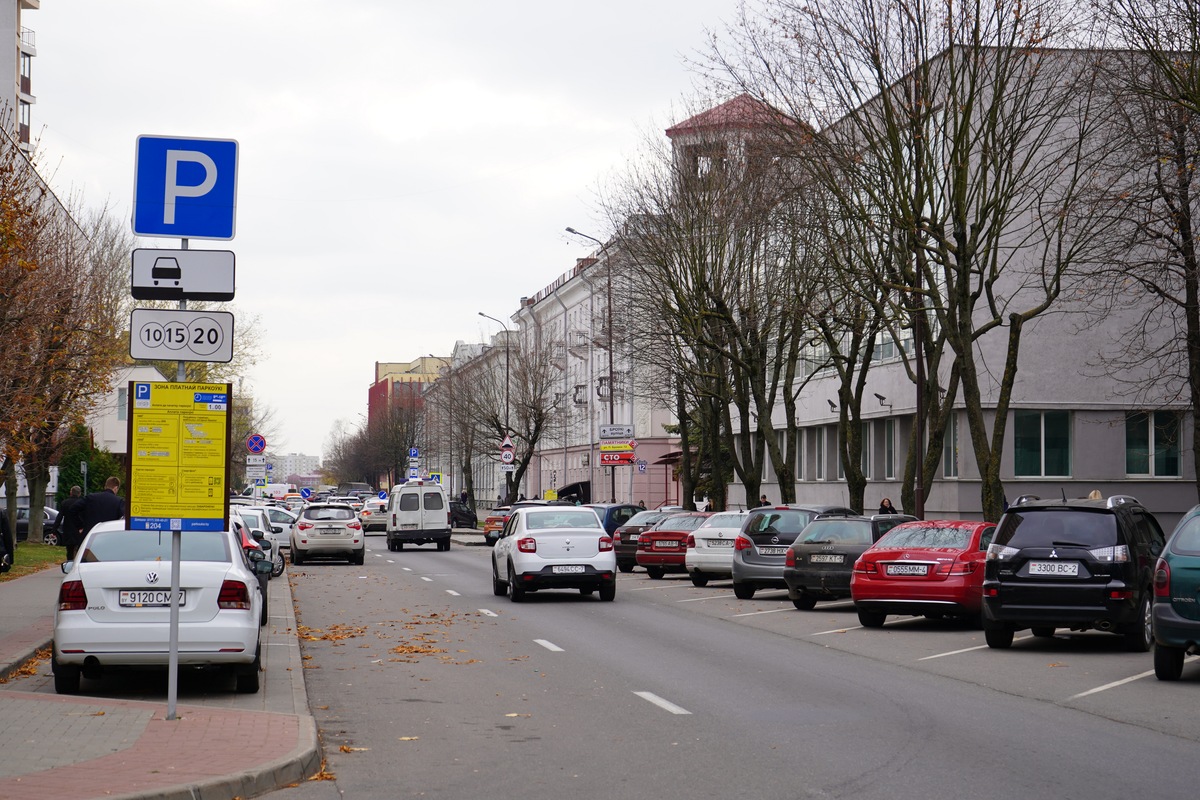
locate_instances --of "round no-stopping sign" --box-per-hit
[500,449,515,464]
[246,433,267,454]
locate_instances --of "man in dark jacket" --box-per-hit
[0,513,12,573]
[56,485,84,559]
[66,477,125,551]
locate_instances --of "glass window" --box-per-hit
[884,419,896,479]
[860,422,871,477]
[1126,411,1180,477]
[423,492,444,510]
[82,530,230,563]
[1014,410,1070,477]
[943,412,958,478]
[814,427,825,481]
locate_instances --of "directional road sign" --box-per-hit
[301,488,312,499]
[599,452,637,466]
[599,424,634,439]
[131,248,236,301]
[246,455,266,465]
[599,441,636,453]
[130,308,234,363]
[133,135,239,240]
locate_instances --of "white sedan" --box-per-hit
[491,506,617,602]
[52,521,269,695]
[685,510,750,586]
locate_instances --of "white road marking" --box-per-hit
[420,577,433,582]
[732,607,792,618]
[374,553,383,557]
[534,639,564,652]
[634,691,692,715]
[919,634,1034,659]
[629,583,699,592]
[677,594,735,602]
[812,625,864,635]
[403,567,412,572]
[386,560,394,564]
[446,589,461,596]
[1069,670,1156,699]
[479,609,498,617]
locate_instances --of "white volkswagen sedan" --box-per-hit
[491,506,616,602]
[685,510,750,586]
[52,521,269,695]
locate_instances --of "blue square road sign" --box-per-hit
[133,135,239,240]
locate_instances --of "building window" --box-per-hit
[943,412,958,478]
[860,422,871,477]
[117,387,127,421]
[814,426,825,481]
[1013,410,1070,477]
[1126,411,1181,477]
[884,419,896,479]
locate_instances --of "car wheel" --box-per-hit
[52,654,80,695]
[507,563,525,603]
[1122,593,1153,653]
[984,624,1014,649]
[733,582,756,600]
[352,549,365,566]
[236,647,261,694]
[43,531,59,547]
[618,562,634,574]
[443,539,452,551]
[291,549,304,566]
[645,566,665,580]
[1031,626,1055,638]
[792,595,818,611]
[690,573,709,587]
[599,584,616,602]
[396,542,404,551]
[1154,642,1186,681]
[857,609,887,628]
[260,589,269,626]
[492,561,506,596]
[272,551,286,577]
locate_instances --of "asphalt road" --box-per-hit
[263,535,1200,799]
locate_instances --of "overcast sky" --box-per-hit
[32,1,737,458]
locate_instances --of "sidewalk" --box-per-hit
[0,563,320,799]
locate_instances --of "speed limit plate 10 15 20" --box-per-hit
[129,308,235,363]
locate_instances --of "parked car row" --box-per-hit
[602,494,1200,681]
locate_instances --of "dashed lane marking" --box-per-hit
[446,590,461,596]
[634,691,692,715]
[479,609,498,617]
[420,577,433,582]
[534,639,564,652]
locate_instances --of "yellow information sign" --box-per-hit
[128,381,231,532]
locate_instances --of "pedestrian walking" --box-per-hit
[56,485,84,560]
[878,497,897,515]
[65,477,125,549]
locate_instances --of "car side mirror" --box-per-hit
[251,530,265,542]
[247,548,266,562]
[254,559,273,575]
[61,561,72,574]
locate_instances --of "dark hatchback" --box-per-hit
[784,513,916,609]
[613,510,676,572]
[731,504,855,600]
[1152,505,1200,680]
[449,500,477,529]
[982,494,1165,651]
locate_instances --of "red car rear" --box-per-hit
[850,520,996,628]
[636,513,710,579]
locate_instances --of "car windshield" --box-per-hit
[800,520,872,545]
[304,506,356,521]
[876,524,972,550]
[745,510,815,535]
[624,511,667,527]
[701,513,744,528]
[81,530,230,563]
[656,515,707,532]
[995,508,1118,548]
[525,510,602,530]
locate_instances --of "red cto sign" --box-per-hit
[599,451,637,466]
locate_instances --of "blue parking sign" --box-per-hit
[133,135,239,240]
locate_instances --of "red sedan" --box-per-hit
[636,512,710,579]
[850,520,996,628]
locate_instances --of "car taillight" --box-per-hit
[599,536,613,552]
[686,535,696,549]
[518,537,537,553]
[613,532,622,544]
[936,559,976,575]
[785,549,795,567]
[1154,558,1171,598]
[1089,544,1129,563]
[347,520,362,531]
[853,558,877,574]
[218,580,252,610]
[298,521,314,531]
[58,580,87,611]
[986,543,1018,561]
[638,538,650,550]
[735,535,752,551]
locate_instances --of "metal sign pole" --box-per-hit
[167,236,188,721]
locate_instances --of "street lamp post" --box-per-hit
[478,311,511,500]
[566,227,617,503]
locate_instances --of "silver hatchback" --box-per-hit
[731,505,855,600]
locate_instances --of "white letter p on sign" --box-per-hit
[163,150,218,224]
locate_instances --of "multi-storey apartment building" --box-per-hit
[0,0,37,151]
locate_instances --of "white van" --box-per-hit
[386,480,451,551]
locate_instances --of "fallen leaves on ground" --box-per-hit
[398,736,419,741]
[339,745,369,753]
[0,646,50,684]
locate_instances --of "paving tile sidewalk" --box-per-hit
[0,564,319,799]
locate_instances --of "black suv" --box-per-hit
[982,494,1165,651]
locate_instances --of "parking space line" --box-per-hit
[479,609,498,617]
[634,691,692,715]
[918,634,1034,660]
[677,594,734,602]
[534,639,564,652]
[629,583,699,592]
[420,577,433,582]
[446,590,461,596]
[732,607,792,618]
[1069,669,1156,699]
